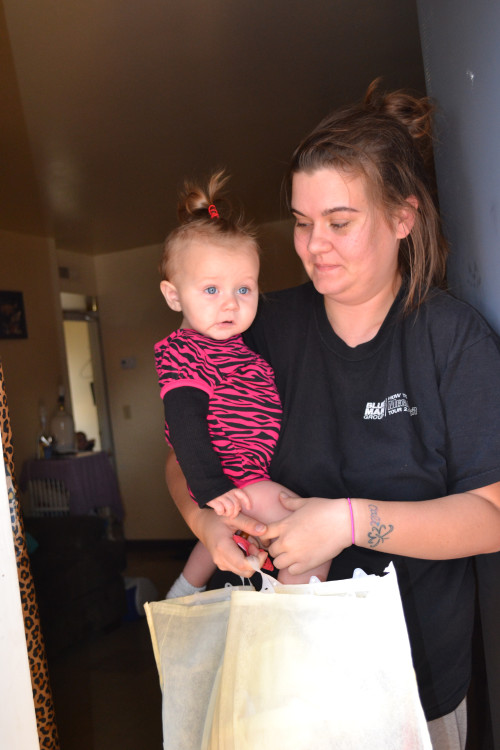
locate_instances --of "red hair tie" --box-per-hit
[208,204,220,219]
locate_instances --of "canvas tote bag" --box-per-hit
[145,564,431,750]
[145,585,253,749]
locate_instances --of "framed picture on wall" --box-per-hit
[0,291,28,339]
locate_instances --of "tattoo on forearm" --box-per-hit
[367,504,394,548]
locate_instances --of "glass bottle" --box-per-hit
[36,404,53,459]
[50,386,76,454]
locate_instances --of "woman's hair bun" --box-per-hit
[364,77,434,156]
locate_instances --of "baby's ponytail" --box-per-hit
[177,169,231,225]
[160,170,257,282]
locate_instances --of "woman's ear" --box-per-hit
[160,280,182,312]
[396,196,419,239]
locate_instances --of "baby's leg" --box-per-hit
[183,540,217,586]
[166,540,216,598]
[241,479,298,525]
[242,480,331,584]
[277,559,331,585]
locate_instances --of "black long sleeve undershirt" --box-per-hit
[163,386,235,506]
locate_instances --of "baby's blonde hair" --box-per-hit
[159,170,259,281]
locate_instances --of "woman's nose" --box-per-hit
[307,226,330,255]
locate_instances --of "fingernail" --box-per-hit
[246,555,260,571]
[255,523,266,533]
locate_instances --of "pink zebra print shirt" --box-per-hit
[155,328,282,488]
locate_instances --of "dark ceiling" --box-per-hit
[1,0,426,255]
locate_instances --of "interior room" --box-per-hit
[1,0,499,748]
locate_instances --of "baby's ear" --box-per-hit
[160,280,182,312]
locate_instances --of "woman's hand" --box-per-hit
[194,509,269,578]
[264,494,352,576]
[198,485,269,575]
[166,451,268,577]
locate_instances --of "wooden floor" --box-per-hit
[47,541,192,750]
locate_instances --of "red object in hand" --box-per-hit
[233,533,274,571]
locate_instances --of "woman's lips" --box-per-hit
[314,263,340,272]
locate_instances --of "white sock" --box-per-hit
[166,572,207,599]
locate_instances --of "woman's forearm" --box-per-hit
[165,450,269,575]
[352,484,500,559]
[267,483,500,576]
[165,449,205,537]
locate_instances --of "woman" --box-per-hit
[166,81,500,748]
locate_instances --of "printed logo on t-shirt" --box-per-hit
[363,393,417,420]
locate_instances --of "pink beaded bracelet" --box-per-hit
[347,497,355,545]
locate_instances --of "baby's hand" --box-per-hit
[207,491,242,519]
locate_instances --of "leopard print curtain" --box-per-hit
[0,360,59,749]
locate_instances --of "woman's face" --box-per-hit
[291,168,413,307]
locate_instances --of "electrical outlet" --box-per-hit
[120,357,136,370]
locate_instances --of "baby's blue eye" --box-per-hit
[205,286,217,295]
[238,286,249,295]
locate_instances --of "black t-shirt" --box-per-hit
[245,281,500,721]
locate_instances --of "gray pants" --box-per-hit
[427,698,467,750]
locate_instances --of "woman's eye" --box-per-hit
[204,286,217,295]
[237,286,250,295]
[331,221,349,230]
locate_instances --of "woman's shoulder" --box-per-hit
[410,287,500,355]
[422,288,494,328]
[259,282,317,319]
[263,281,315,301]
[245,283,316,356]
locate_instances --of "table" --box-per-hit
[20,452,124,519]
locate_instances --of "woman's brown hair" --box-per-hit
[287,79,448,312]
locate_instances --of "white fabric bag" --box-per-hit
[146,564,431,750]
[145,585,253,749]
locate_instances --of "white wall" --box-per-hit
[57,248,98,297]
[0,462,39,749]
[94,243,183,539]
[0,231,67,475]
[417,1,500,332]
[63,319,101,450]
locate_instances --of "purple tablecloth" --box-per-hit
[20,452,124,519]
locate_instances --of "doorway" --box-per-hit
[60,293,114,457]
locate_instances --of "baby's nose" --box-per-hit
[222,294,239,309]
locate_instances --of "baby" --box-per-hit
[155,170,331,597]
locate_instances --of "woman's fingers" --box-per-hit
[229,511,267,537]
[267,498,349,573]
[212,535,260,578]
